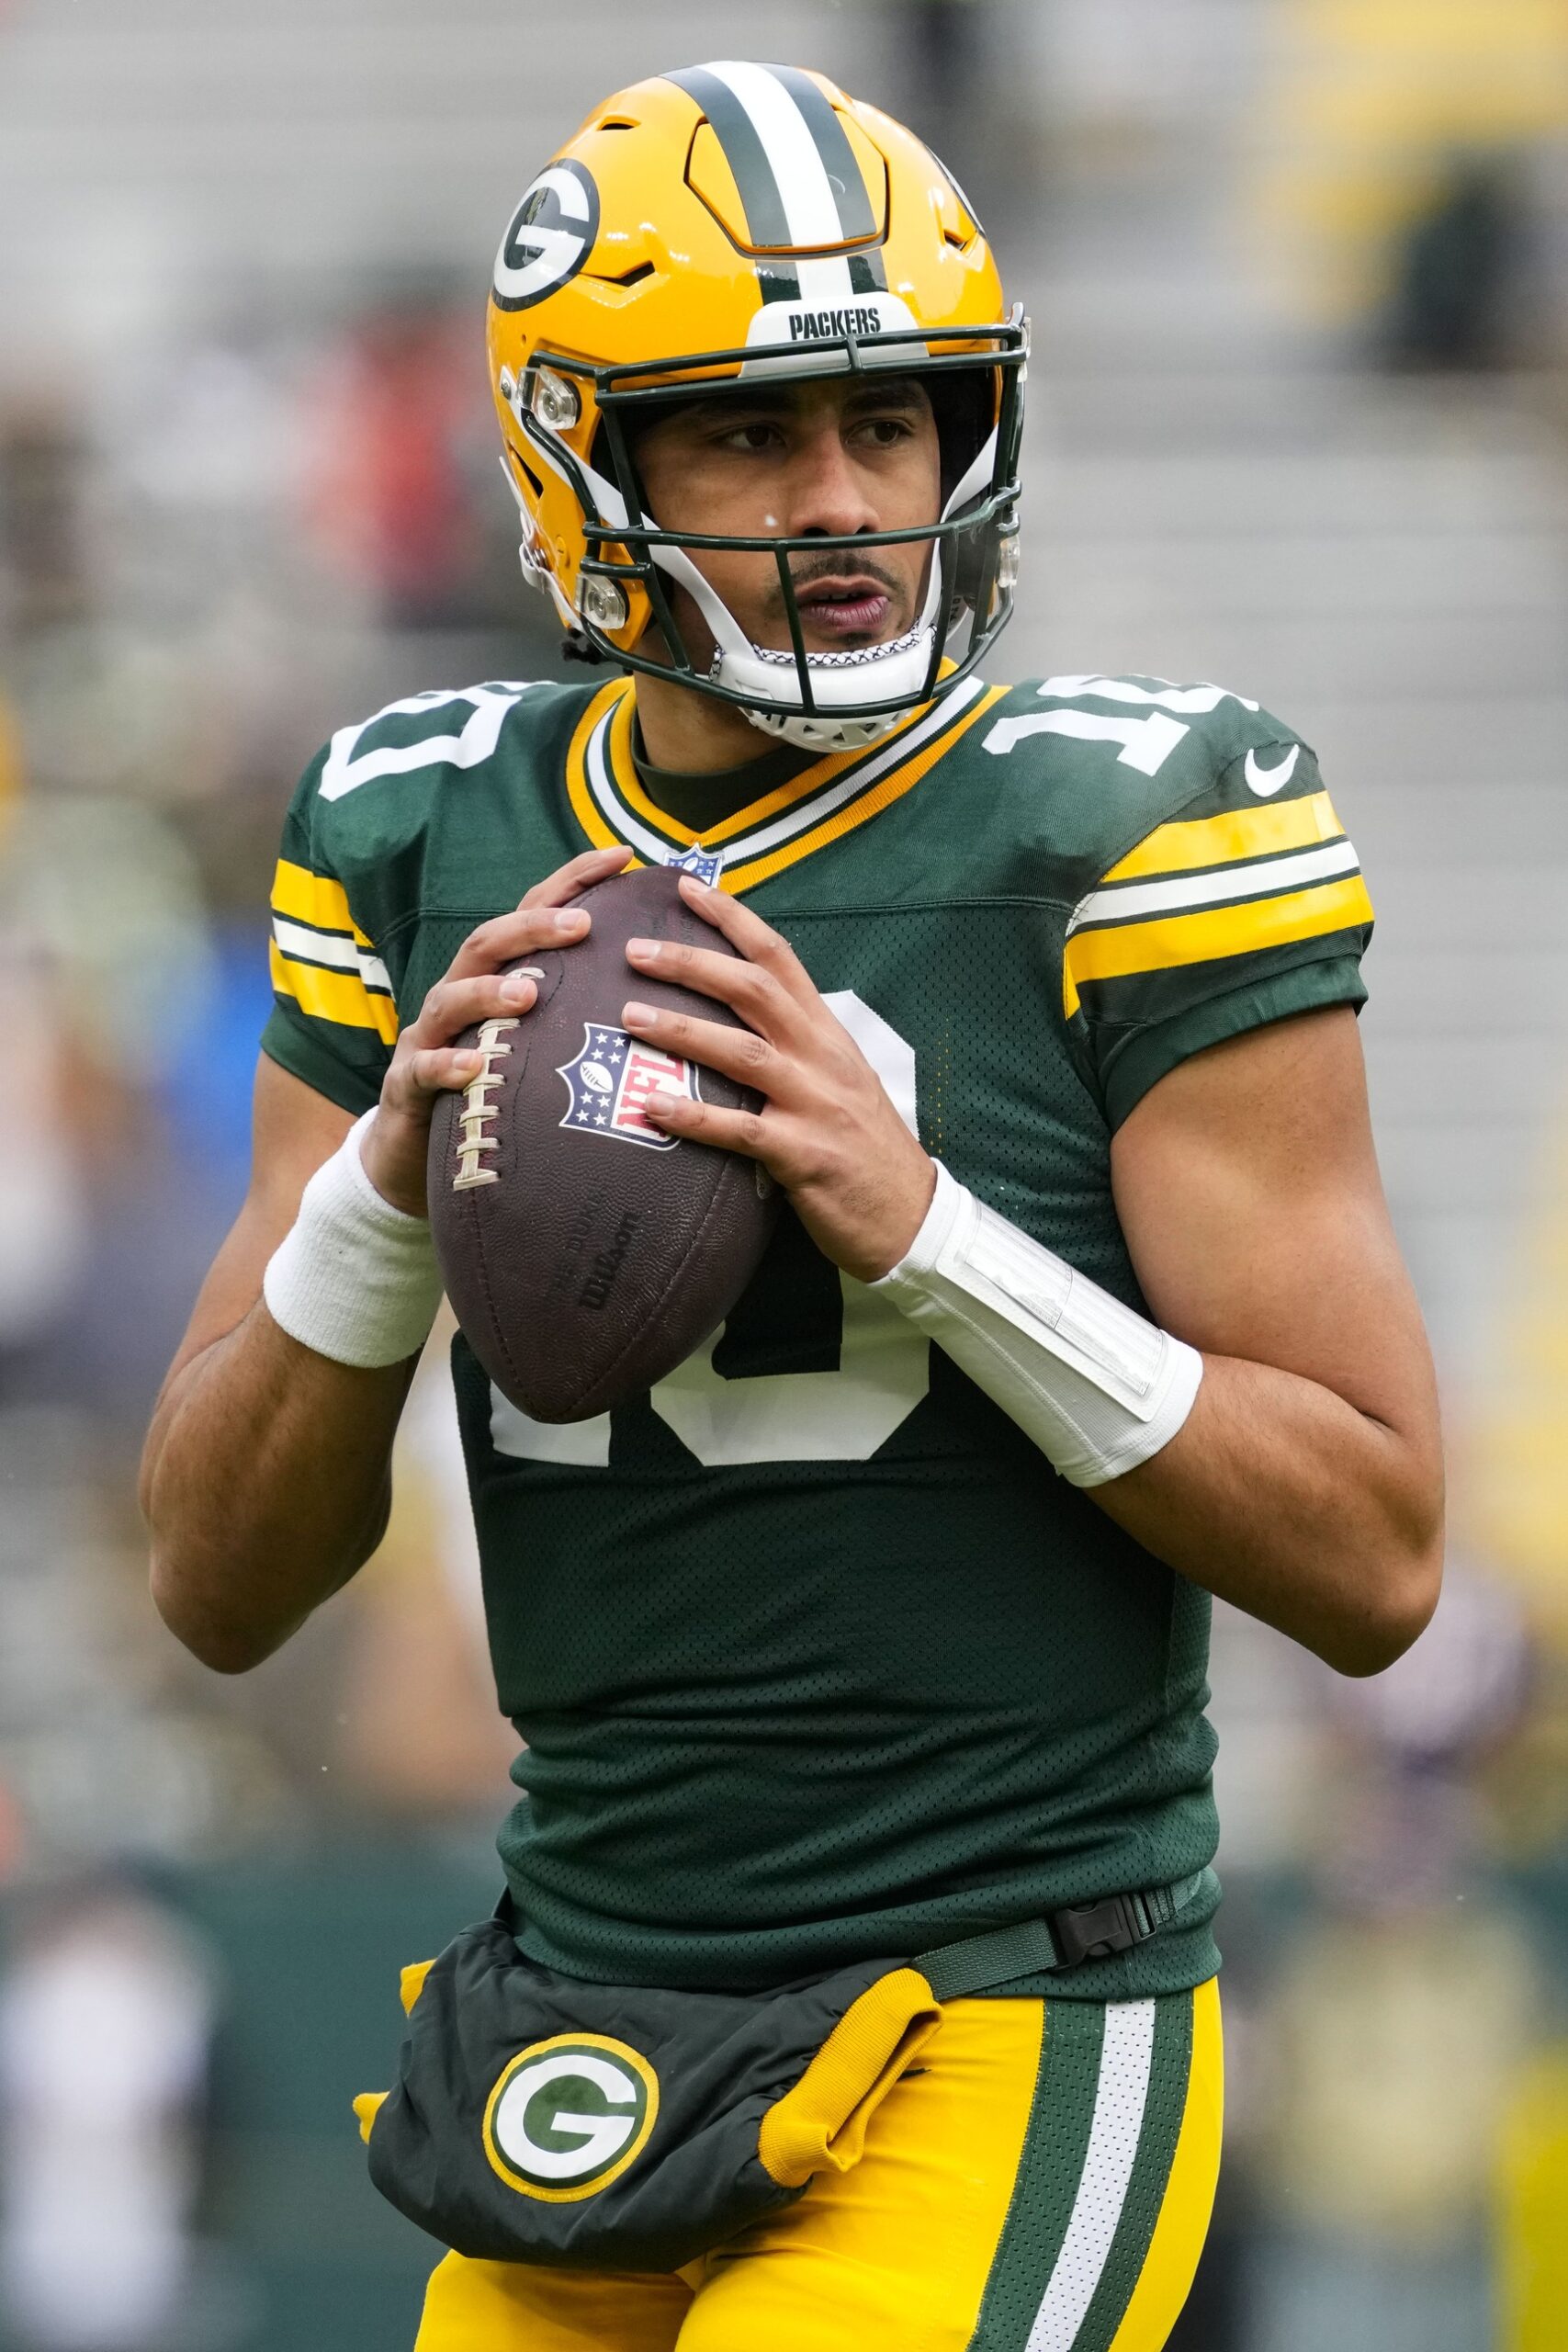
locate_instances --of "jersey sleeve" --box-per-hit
[258,749,399,1116]
[1065,736,1372,1129]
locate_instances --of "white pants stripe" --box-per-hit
[1025,1998,1157,2352]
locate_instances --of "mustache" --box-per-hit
[766,551,906,616]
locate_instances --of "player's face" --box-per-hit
[631,376,942,662]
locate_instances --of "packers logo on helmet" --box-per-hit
[493,162,602,312]
[486,60,1027,752]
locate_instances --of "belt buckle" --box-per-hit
[1051,1892,1149,1969]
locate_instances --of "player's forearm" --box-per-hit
[1091,1352,1444,1676]
[142,1306,412,1673]
[874,1164,1441,1674]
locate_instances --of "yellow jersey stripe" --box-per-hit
[587,686,959,860]
[724,685,1009,892]
[600,682,937,854]
[1106,1981,1224,2352]
[697,701,935,850]
[1101,789,1345,884]
[1063,873,1373,1019]
[566,682,639,859]
[270,856,374,947]
[601,684,690,850]
[270,938,400,1044]
[565,682,1005,896]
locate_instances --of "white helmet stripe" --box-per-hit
[703,61,849,249]
[792,253,863,311]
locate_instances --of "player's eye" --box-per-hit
[716,420,784,454]
[853,415,916,448]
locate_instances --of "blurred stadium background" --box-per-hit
[2,1,1568,2345]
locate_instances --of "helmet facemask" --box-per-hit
[502,318,1027,753]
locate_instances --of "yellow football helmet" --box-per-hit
[485,61,1026,751]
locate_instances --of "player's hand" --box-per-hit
[362,846,632,1217]
[620,876,935,1283]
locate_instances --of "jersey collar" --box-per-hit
[566,675,1006,894]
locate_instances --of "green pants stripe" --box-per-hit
[1075,1994,1193,2352]
[971,1991,1198,2352]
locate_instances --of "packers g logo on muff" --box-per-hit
[492,160,601,311]
[483,2033,660,2202]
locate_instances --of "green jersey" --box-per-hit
[262,670,1371,1999]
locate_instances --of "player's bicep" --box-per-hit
[1110,1006,1433,1432]
[161,1056,355,1387]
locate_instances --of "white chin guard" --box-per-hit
[646,437,993,753]
[720,625,938,752]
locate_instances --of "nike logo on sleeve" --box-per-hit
[1244,746,1301,797]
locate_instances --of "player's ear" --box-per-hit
[922,373,980,506]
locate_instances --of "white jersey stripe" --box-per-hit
[724,679,983,863]
[584,715,679,865]
[272,916,392,997]
[1026,2000,1157,2352]
[586,681,984,873]
[1069,838,1360,933]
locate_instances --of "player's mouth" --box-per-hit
[794,574,897,641]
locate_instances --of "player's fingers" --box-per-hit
[674,875,815,1001]
[446,904,590,982]
[411,968,539,1045]
[623,936,806,1045]
[640,1085,771,1161]
[519,845,633,911]
[620,1001,795,1100]
[393,1046,489,1106]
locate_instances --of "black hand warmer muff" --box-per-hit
[356,1915,941,2273]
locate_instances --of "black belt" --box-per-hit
[913,1870,1212,2003]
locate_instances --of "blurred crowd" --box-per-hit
[2,2,1568,2347]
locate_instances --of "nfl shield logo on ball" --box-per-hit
[557,1023,698,1151]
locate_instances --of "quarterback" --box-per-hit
[141,62,1443,2352]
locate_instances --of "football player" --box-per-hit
[141,62,1443,2352]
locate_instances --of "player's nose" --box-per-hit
[781,424,881,540]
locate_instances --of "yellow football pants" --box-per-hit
[413,1979,1223,2352]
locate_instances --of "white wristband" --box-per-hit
[263,1112,444,1369]
[873,1162,1202,1487]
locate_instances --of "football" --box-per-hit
[427,864,779,1421]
